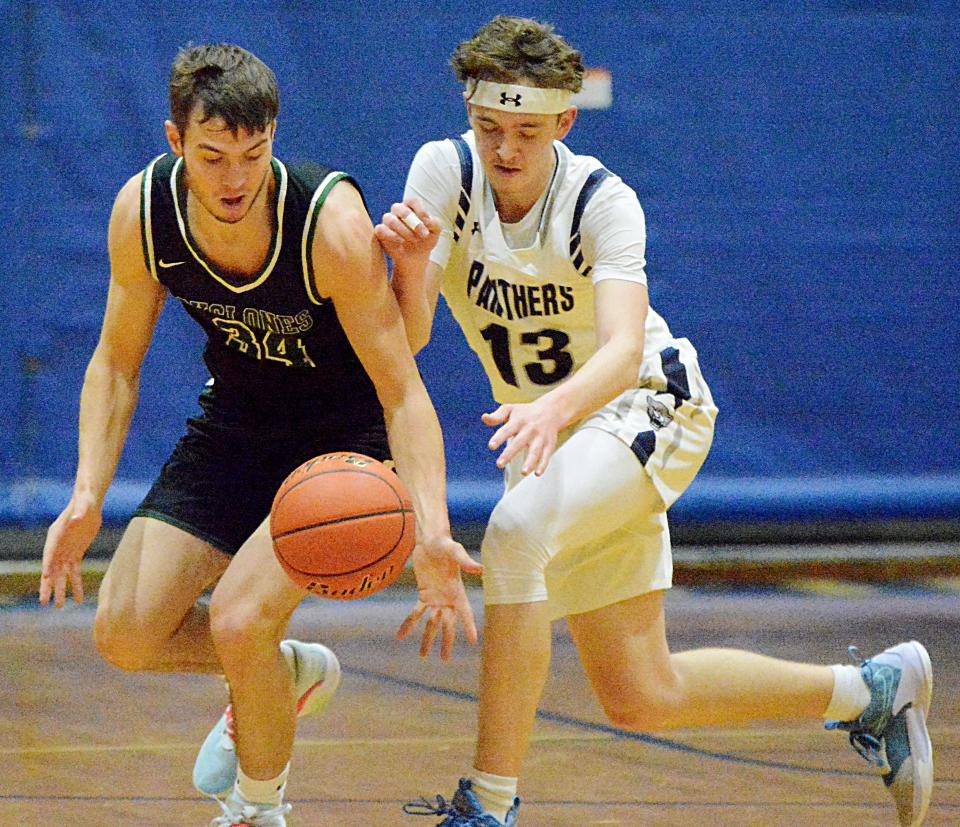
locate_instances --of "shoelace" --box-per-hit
[846,645,866,668]
[403,794,455,816]
[823,645,890,771]
[209,799,292,826]
[825,720,890,770]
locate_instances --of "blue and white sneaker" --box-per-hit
[209,792,292,826]
[193,640,341,798]
[403,778,520,826]
[826,641,933,826]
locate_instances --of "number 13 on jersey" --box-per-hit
[480,323,573,387]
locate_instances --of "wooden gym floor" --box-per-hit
[0,580,958,826]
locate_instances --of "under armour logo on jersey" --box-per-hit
[500,92,522,107]
[471,221,481,236]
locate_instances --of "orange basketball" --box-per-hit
[270,453,416,600]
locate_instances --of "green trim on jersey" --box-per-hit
[131,509,233,555]
[301,171,351,305]
[168,157,288,294]
[140,155,165,282]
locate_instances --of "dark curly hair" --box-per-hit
[169,43,279,136]
[451,16,584,92]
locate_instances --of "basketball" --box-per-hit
[270,453,416,600]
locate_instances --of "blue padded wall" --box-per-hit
[3,1,958,526]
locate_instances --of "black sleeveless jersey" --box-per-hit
[140,153,382,422]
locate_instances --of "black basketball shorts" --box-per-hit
[133,404,390,556]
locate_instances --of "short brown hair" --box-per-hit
[451,15,584,92]
[169,44,279,136]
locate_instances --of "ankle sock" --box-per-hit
[823,663,871,721]
[235,762,289,807]
[469,768,517,824]
[280,642,298,680]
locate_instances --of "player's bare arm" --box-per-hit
[374,199,443,354]
[484,279,649,476]
[40,174,167,608]
[312,181,480,659]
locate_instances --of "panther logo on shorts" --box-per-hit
[647,397,674,430]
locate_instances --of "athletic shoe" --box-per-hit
[209,793,292,826]
[402,778,520,826]
[193,640,341,798]
[826,641,933,826]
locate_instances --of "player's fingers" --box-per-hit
[419,608,440,655]
[422,213,443,236]
[458,599,479,645]
[453,546,483,575]
[488,421,518,452]
[382,212,414,237]
[534,441,557,477]
[38,573,52,606]
[399,600,429,628]
[373,221,397,242]
[440,610,457,661]
[70,564,84,604]
[396,602,428,640]
[481,406,510,427]
[496,435,529,469]
[419,609,441,657]
[402,197,440,234]
[54,572,67,610]
[389,203,429,238]
[399,210,428,237]
[520,437,542,476]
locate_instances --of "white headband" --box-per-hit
[465,79,573,115]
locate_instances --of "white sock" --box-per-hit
[280,641,298,679]
[235,762,289,807]
[823,664,871,721]
[469,768,518,825]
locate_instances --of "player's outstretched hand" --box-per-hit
[397,536,482,661]
[483,398,566,476]
[374,198,442,267]
[39,496,101,608]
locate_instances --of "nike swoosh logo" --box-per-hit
[158,259,186,268]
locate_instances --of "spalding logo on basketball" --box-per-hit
[270,453,416,600]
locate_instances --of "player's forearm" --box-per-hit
[542,334,644,429]
[390,262,436,354]
[73,351,140,505]
[382,386,452,543]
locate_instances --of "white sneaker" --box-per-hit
[209,792,292,826]
[826,641,933,826]
[193,641,341,798]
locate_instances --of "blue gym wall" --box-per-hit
[2,1,959,527]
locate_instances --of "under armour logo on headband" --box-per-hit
[467,79,573,114]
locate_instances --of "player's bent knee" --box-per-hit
[208,593,280,663]
[599,690,682,733]
[482,498,553,603]
[93,604,159,672]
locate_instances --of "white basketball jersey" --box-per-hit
[409,132,683,405]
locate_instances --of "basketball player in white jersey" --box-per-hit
[376,15,933,827]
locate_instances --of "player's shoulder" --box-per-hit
[283,158,341,193]
[412,134,467,172]
[113,150,170,213]
[558,143,620,186]
[559,143,639,210]
[109,170,147,235]
[309,177,373,262]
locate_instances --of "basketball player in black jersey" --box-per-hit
[38,44,479,827]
